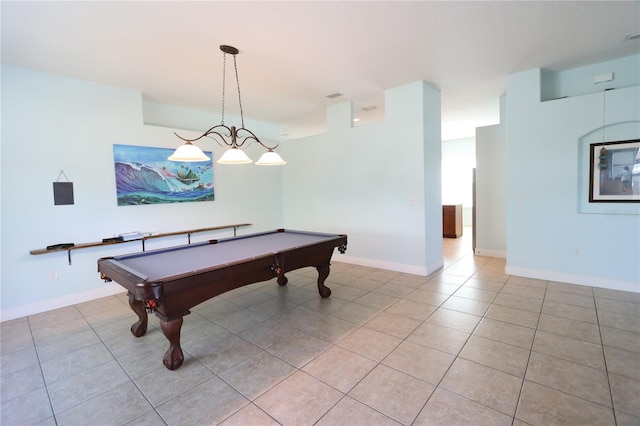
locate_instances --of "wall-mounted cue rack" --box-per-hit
[30,223,251,265]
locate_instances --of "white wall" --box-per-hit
[1,68,445,321]
[4,55,639,321]
[0,66,284,320]
[475,120,507,257]
[281,81,443,275]
[506,57,640,291]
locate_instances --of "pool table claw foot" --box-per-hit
[163,346,184,370]
[128,292,148,337]
[277,274,288,286]
[160,317,184,370]
[131,320,147,337]
[318,285,332,298]
[316,264,332,298]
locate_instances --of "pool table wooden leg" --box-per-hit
[316,264,332,298]
[160,317,184,370]
[128,292,148,337]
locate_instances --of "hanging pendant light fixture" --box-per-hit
[597,88,611,170]
[168,45,286,166]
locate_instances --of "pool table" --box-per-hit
[98,229,347,370]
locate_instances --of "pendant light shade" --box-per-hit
[217,148,253,164]
[167,142,211,162]
[256,150,287,166]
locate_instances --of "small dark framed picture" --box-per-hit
[53,182,75,205]
[589,139,640,203]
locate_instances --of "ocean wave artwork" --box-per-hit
[113,144,214,206]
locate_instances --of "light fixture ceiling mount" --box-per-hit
[219,44,239,55]
[168,45,286,166]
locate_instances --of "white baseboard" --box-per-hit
[474,248,507,258]
[1,256,447,323]
[426,258,445,275]
[337,254,443,277]
[1,285,127,322]
[506,265,640,293]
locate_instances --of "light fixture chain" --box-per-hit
[601,89,607,144]
[233,55,245,128]
[221,52,227,125]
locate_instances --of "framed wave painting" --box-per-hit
[113,144,214,206]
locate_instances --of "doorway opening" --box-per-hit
[441,137,475,264]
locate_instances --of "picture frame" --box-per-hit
[113,144,214,206]
[589,139,640,203]
[53,182,74,205]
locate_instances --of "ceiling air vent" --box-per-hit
[361,105,377,112]
[325,93,342,99]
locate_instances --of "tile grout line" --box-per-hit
[418,275,539,422]
[260,264,462,425]
[401,257,507,424]
[405,286,479,424]
[77,302,170,425]
[593,291,619,426]
[26,315,58,425]
[513,285,625,422]
[511,278,549,425]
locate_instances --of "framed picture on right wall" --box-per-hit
[589,139,640,202]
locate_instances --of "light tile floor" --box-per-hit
[2,230,639,425]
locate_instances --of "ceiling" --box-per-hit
[2,1,639,141]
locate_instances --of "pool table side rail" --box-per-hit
[271,235,347,272]
[98,233,347,289]
[101,230,347,283]
[208,228,344,245]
